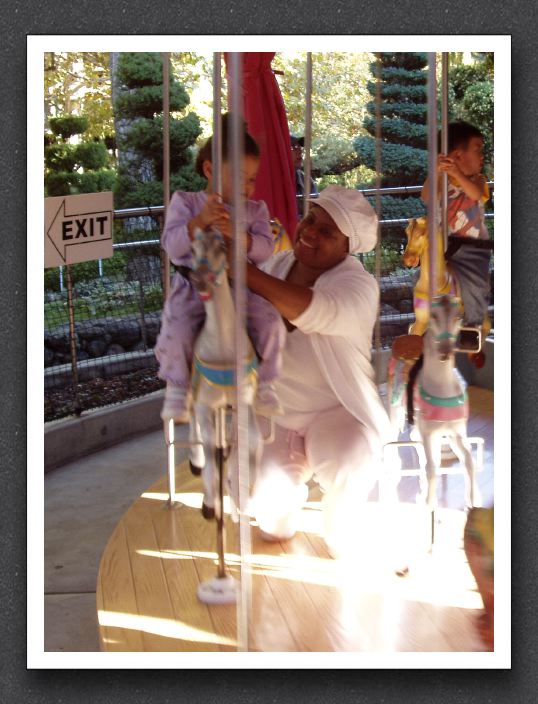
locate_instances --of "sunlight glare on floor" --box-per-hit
[98,610,237,646]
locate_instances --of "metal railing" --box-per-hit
[44,183,494,422]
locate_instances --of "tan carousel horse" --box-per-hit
[403,216,491,342]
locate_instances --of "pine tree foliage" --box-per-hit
[354,53,429,243]
[44,114,115,197]
[113,53,204,208]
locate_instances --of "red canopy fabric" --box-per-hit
[224,52,298,241]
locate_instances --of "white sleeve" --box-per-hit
[290,269,379,338]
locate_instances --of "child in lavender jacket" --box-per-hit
[155,115,285,422]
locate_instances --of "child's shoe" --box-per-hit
[161,386,191,423]
[254,381,284,417]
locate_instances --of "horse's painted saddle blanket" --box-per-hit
[415,383,469,422]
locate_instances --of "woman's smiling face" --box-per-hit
[294,205,349,271]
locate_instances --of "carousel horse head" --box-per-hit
[428,294,464,362]
[403,217,428,268]
[190,228,228,302]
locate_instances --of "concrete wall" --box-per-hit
[44,389,164,473]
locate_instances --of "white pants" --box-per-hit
[251,406,380,555]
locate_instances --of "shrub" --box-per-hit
[45,171,75,197]
[45,144,78,172]
[360,246,405,277]
[49,115,89,140]
[77,172,100,193]
[75,141,109,170]
[450,63,491,101]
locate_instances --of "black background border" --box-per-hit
[3,1,537,701]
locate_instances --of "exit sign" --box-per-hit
[44,192,114,268]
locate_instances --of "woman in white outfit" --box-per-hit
[238,184,393,557]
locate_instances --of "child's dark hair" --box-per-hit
[195,112,260,177]
[439,120,484,153]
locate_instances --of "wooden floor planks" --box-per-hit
[96,386,494,653]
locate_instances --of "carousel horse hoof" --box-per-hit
[189,460,202,477]
[201,502,215,520]
[395,565,410,578]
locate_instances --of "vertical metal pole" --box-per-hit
[65,264,81,415]
[427,53,438,310]
[215,406,227,579]
[212,53,222,195]
[213,52,227,578]
[303,52,313,215]
[161,52,175,506]
[139,280,147,351]
[427,54,438,550]
[441,53,449,251]
[166,418,176,505]
[229,51,251,653]
[374,53,382,385]
[162,52,171,301]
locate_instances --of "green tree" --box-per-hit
[112,52,205,209]
[44,114,116,197]
[273,52,375,186]
[447,56,494,175]
[44,52,114,142]
[354,53,429,245]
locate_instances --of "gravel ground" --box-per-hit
[45,368,165,422]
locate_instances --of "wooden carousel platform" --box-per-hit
[96,386,494,653]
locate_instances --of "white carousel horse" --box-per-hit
[189,227,262,520]
[388,294,482,511]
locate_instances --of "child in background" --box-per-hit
[155,113,285,422]
[421,120,492,328]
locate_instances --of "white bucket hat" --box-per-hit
[308,184,378,254]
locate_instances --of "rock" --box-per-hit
[397,299,414,313]
[45,330,75,353]
[144,312,162,340]
[45,347,55,366]
[77,323,113,343]
[105,318,141,348]
[53,351,73,365]
[379,276,414,305]
[87,338,109,358]
[130,340,149,352]
[380,303,400,316]
[106,343,125,356]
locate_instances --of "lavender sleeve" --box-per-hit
[161,191,199,265]
[246,199,274,266]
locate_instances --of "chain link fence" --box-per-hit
[44,208,167,421]
[44,188,494,423]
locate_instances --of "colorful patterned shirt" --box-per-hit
[446,178,490,240]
